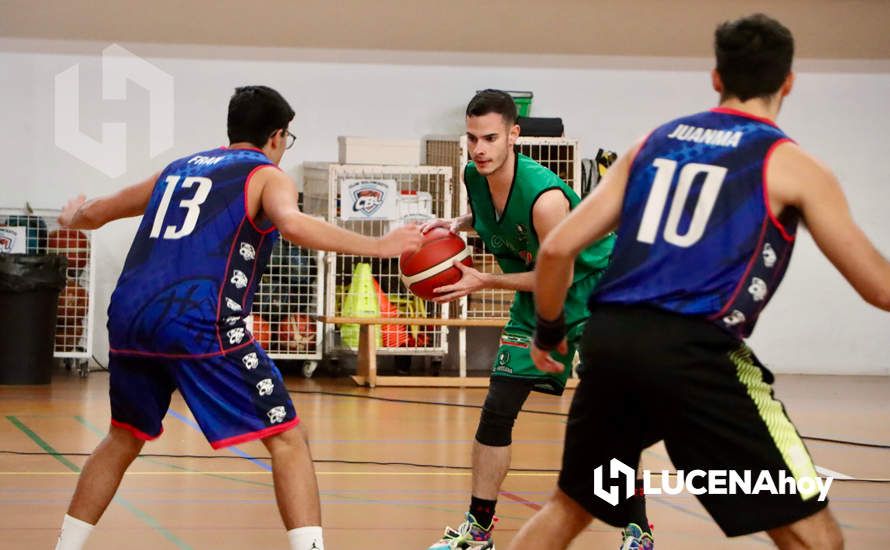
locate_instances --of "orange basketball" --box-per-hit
[57,283,88,324]
[283,314,317,351]
[399,228,472,301]
[251,314,272,348]
[48,229,89,270]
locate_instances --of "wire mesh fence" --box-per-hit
[0,208,94,359]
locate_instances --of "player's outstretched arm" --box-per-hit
[258,167,421,257]
[58,172,159,229]
[534,145,634,320]
[770,142,890,310]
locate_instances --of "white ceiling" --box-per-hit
[1,0,888,59]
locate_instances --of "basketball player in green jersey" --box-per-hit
[423,90,652,550]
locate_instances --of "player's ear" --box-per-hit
[508,123,520,145]
[711,69,723,94]
[780,72,794,97]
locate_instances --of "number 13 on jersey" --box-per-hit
[637,159,727,248]
[149,176,213,240]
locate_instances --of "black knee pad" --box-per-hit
[475,378,533,447]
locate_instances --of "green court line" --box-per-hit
[7,416,79,472]
[74,416,272,489]
[70,417,520,520]
[7,415,193,550]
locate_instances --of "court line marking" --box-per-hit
[73,415,274,488]
[5,415,193,550]
[817,466,854,480]
[167,409,272,471]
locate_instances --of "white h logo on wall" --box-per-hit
[54,44,174,177]
[593,458,636,506]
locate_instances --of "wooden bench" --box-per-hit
[320,316,579,389]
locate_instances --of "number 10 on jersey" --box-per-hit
[636,159,727,248]
[150,176,213,240]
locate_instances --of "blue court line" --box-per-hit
[167,409,272,471]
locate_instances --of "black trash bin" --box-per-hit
[0,254,67,384]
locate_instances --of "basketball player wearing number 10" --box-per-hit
[52,86,421,550]
[516,14,890,549]
[423,90,652,550]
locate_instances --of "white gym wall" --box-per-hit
[0,39,887,374]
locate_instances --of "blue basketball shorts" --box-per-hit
[108,342,298,449]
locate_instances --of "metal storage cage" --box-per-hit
[424,136,581,321]
[304,163,455,356]
[249,240,324,375]
[0,208,95,375]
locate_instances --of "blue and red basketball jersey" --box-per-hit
[593,108,799,338]
[108,147,278,356]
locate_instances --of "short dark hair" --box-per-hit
[466,89,518,125]
[714,14,794,101]
[227,86,295,147]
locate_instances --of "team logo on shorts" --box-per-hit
[226,297,243,312]
[762,243,777,268]
[748,277,768,302]
[722,310,746,327]
[239,242,256,261]
[519,250,533,266]
[256,378,274,396]
[242,352,259,370]
[267,406,286,424]
[226,327,246,345]
[231,269,248,289]
[497,350,510,366]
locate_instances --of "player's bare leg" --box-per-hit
[263,425,322,528]
[56,425,144,549]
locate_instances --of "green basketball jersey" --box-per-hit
[464,153,615,328]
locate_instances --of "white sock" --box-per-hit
[55,514,94,550]
[287,526,324,550]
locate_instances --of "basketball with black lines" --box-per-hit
[398,228,472,301]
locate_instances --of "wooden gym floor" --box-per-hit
[0,371,888,549]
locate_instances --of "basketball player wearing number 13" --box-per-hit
[52,86,421,550]
[514,14,890,549]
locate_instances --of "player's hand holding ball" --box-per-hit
[419,217,464,235]
[399,228,478,302]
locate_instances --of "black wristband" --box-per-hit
[534,310,566,351]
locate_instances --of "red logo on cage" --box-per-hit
[352,185,386,216]
[0,228,17,253]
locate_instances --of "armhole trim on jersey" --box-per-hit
[463,164,477,229]
[709,217,770,321]
[244,164,279,235]
[528,186,571,244]
[216,217,247,352]
[762,138,795,243]
[241,233,267,310]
